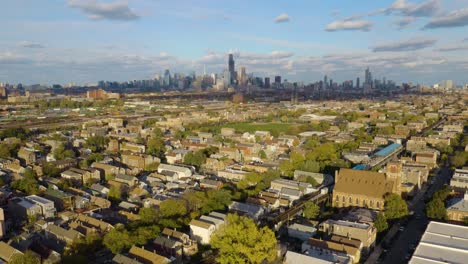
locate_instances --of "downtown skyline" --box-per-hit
[2,0,468,85]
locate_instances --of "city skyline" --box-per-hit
[2,0,468,85]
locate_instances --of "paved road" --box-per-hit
[381,166,451,264]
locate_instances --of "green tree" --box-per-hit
[86,136,109,153]
[375,213,389,232]
[103,224,133,254]
[303,201,320,219]
[43,162,61,177]
[108,186,122,202]
[384,194,408,220]
[0,143,20,158]
[138,207,159,224]
[53,144,75,160]
[159,199,188,228]
[211,214,277,264]
[451,151,468,168]
[146,137,165,156]
[426,199,446,220]
[9,251,40,264]
[258,150,267,160]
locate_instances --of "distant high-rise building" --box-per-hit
[264,77,270,88]
[223,70,231,88]
[274,76,281,84]
[365,68,373,87]
[356,77,360,89]
[163,69,171,86]
[324,75,328,89]
[238,67,247,85]
[228,54,235,73]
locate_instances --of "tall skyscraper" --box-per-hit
[324,75,328,89]
[264,77,270,88]
[356,77,360,89]
[228,54,235,74]
[274,76,281,84]
[163,69,171,87]
[365,68,373,87]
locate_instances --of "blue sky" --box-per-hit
[1,0,468,85]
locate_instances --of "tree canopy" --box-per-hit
[374,212,389,233]
[211,214,277,264]
[384,194,408,220]
[86,136,109,153]
[303,201,320,219]
[9,251,40,264]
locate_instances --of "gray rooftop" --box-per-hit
[409,221,468,264]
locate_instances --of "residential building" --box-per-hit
[409,222,468,264]
[450,169,468,191]
[287,223,317,241]
[128,245,171,264]
[284,250,351,264]
[228,201,265,221]
[157,164,192,179]
[25,195,56,219]
[319,219,377,253]
[114,174,139,187]
[446,192,468,223]
[8,197,42,221]
[0,242,22,263]
[189,219,215,244]
[302,237,361,263]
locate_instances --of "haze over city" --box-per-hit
[2,0,468,85]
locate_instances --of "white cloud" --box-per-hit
[275,13,290,23]
[68,0,140,21]
[423,8,468,29]
[372,38,437,52]
[437,44,468,52]
[326,20,373,32]
[389,0,440,17]
[17,41,45,48]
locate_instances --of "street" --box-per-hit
[381,167,451,264]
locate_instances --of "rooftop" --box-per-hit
[410,222,468,264]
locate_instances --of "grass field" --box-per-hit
[211,122,298,134]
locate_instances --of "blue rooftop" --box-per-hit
[353,164,367,170]
[374,143,402,157]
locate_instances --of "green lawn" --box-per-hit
[208,122,297,135]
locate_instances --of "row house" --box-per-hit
[121,153,160,170]
[61,167,101,185]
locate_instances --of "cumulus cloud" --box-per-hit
[274,13,290,23]
[395,17,416,29]
[325,20,372,32]
[68,0,139,21]
[389,0,440,17]
[17,41,45,48]
[423,8,468,29]
[372,38,437,52]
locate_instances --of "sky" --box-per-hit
[1,0,468,86]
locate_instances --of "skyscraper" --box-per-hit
[163,69,171,87]
[356,77,360,89]
[324,75,328,89]
[228,54,235,74]
[274,76,281,84]
[264,77,270,88]
[365,68,372,87]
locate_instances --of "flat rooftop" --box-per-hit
[410,221,468,264]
